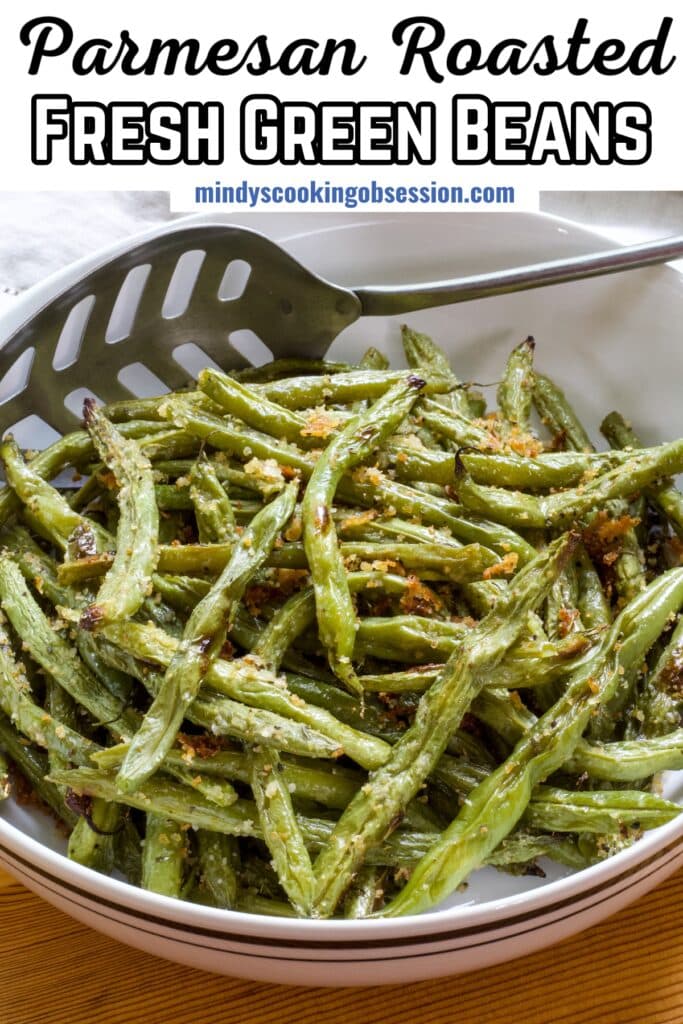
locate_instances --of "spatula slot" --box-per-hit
[105,264,152,344]
[9,414,61,450]
[52,296,96,371]
[229,329,272,367]
[0,347,35,406]
[162,250,206,320]
[218,259,251,301]
[64,387,104,419]
[172,342,224,380]
[117,363,171,398]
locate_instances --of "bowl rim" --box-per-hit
[1,801,682,940]
[0,207,681,940]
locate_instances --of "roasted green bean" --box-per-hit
[1,330,680,922]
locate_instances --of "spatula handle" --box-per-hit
[353,234,683,316]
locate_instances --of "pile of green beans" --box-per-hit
[0,326,681,920]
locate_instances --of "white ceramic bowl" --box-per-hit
[0,210,681,986]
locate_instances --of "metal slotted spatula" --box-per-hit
[0,223,681,439]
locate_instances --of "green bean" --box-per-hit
[545,560,581,641]
[0,420,188,529]
[59,537,497,587]
[0,557,138,739]
[340,472,537,563]
[251,588,317,670]
[452,441,683,529]
[452,461,546,528]
[344,866,383,918]
[634,615,683,737]
[310,823,587,872]
[102,391,206,423]
[117,481,298,792]
[0,436,110,551]
[29,765,510,876]
[417,399,498,450]
[488,833,591,871]
[197,831,239,908]
[167,767,238,808]
[114,819,143,886]
[447,728,498,768]
[74,633,134,706]
[250,744,314,915]
[93,622,344,761]
[1,523,69,601]
[93,636,345,761]
[50,767,266,835]
[5,336,683,921]
[566,730,683,780]
[161,398,314,475]
[401,325,472,418]
[380,442,456,487]
[154,457,263,494]
[94,741,362,812]
[99,620,391,771]
[575,545,611,630]
[0,621,100,766]
[538,560,583,709]
[497,338,535,430]
[233,358,352,384]
[602,411,683,538]
[532,372,593,452]
[235,892,299,917]
[471,687,538,745]
[385,443,631,495]
[303,377,425,692]
[57,544,229,583]
[359,347,390,372]
[355,616,593,685]
[401,326,453,379]
[157,487,261,517]
[0,711,77,827]
[142,813,189,898]
[154,485,249,514]
[340,540,498,582]
[189,455,235,543]
[612,525,647,603]
[78,402,158,629]
[381,567,683,916]
[358,666,441,692]
[199,367,338,449]
[135,428,202,462]
[283,675,403,746]
[337,513,507,614]
[67,800,121,873]
[311,533,575,917]
[522,786,680,834]
[151,573,210,611]
[257,370,452,410]
[1,529,136,707]
[434,754,677,838]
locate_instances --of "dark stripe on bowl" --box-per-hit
[0,841,681,964]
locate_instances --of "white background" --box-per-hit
[0,1,680,210]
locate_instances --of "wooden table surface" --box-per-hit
[1,864,682,1024]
